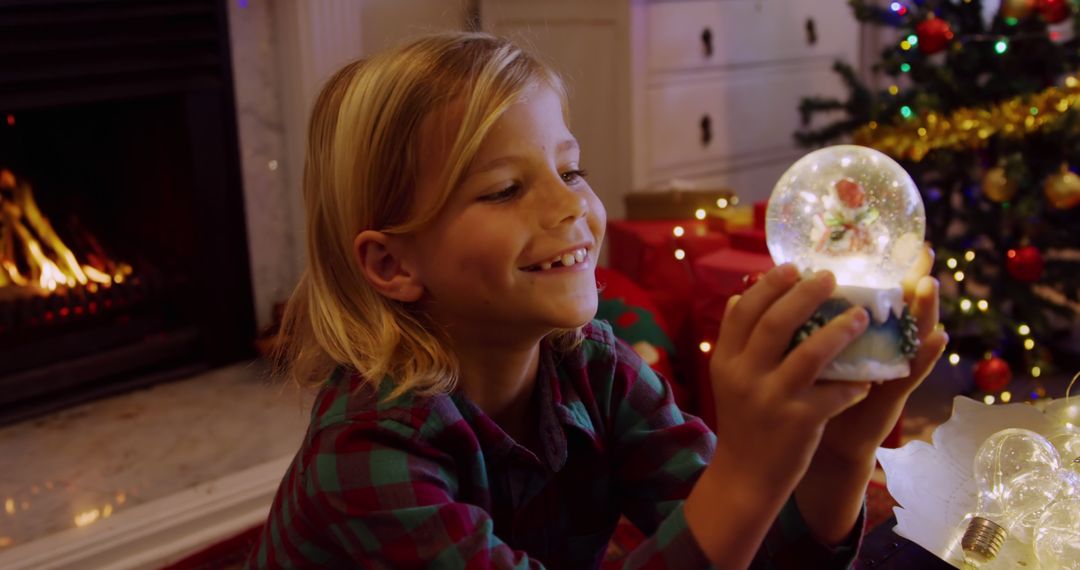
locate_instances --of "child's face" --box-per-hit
[406,83,606,340]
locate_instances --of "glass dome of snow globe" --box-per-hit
[766,145,926,381]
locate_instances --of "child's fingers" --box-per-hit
[802,381,871,420]
[911,276,940,341]
[720,294,742,330]
[901,245,935,303]
[715,264,799,357]
[742,270,838,367]
[775,307,870,393]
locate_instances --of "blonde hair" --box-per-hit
[276,32,574,398]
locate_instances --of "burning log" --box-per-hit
[0,169,131,298]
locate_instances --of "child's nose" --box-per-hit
[538,175,587,229]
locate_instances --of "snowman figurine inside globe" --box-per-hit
[766,145,925,381]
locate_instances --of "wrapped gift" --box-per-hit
[606,219,729,298]
[624,189,735,220]
[686,248,775,429]
[728,228,769,254]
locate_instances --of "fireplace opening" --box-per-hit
[0,0,255,425]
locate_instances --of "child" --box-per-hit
[246,32,947,569]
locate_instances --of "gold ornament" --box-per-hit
[981,166,1018,202]
[854,75,1080,162]
[1044,164,1080,209]
[1001,0,1036,19]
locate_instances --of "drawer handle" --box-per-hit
[700,114,712,147]
[701,27,713,58]
[805,18,817,46]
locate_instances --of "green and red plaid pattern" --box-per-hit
[246,320,861,569]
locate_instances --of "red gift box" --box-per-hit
[686,248,774,428]
[606,220,729,330]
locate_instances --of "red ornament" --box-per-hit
[974,356,1013,392]
[916,17,955,55]
[1037,0,1072,23]
[1006,246,1044,282]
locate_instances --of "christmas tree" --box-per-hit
[796,0,1080,395]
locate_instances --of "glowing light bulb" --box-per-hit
[977,300,989,312]
[963,429,1071,565]
[960,299,973,312]
[694,208,706,220]
[947,258,959,269]
[1033,498,1080,569]
[674,249,686,260]
[949,353,961,365]
[1018,324,1031,336]
[699,341,711,353]
[965,250,976,262]
[673,225,685,237]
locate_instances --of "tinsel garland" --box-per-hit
[853,76,1080,162]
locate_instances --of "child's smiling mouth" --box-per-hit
[520,246,590,272]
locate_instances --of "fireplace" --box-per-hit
[0,0,255,424]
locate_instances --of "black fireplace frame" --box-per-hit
[0,0,256,423]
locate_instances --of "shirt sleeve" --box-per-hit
[300,418,543,569]
[606,336,862,570]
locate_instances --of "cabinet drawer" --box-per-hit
[647,0,856,72]
[646,63,845,172]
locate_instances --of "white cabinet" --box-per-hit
[479,0,859,218]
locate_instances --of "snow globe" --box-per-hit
[766,145,926,381]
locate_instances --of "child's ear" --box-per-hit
[353,230,424,303]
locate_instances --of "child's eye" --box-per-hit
[479,184,522,203]
[561,169,589,185]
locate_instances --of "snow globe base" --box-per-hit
[790,285,919,381]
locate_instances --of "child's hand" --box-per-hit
[814,245,948,466]
[706,263,872,505]
[794,245,948,544]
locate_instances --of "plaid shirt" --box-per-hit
[247,320,861,569]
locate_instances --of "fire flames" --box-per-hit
[0,169,131,296]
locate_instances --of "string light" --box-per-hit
[694,208,706,220]
[1032,366,1042,378]
[901,40,912,51]
[900,105,914,118]
[994,39,1008,54]
[977,299,989,312]
[730,196,739,206]
[984,394,996,405]
[1024,338,1035,350]
[900,63,912,73]
[4,115,13,126]
[1018,324,1031,336]
[906,34,918,46]
[889,85,900,95]
[949,353,961,365]
[954,271,965,282]
[672,225,685,237]
[965,250,976,262]
[1000,391,1012,403]
[960,298,973,312]
[716,198,729,208]
[947,258,958,269]
[699,341,712,353]
[674,248,686,260]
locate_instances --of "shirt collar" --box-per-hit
[451,339,600,473]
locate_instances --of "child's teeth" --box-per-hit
[561,253,576,267]
[540,262,552,270]
[574,249,586,263]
